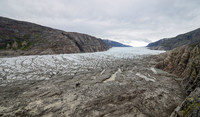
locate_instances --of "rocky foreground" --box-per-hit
[0,48,185,117]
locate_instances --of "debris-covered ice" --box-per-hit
[0,47,164,83]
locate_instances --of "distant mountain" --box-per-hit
[0,16,110,56]
[147,28,200,50]
[103,40,132,47]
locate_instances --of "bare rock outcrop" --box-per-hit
[155,43,200,95]
[155,43,200,117]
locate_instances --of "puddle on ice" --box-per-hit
[136,72,156,82]
[150,67,157,74]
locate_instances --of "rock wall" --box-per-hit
[156,43,200,95]
[0,17,110,56]
[155,43,200,116]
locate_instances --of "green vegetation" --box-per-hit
[33,33,40,38]
[0,33,46,51]
[4,40,31,50]
[189,42,200,48]
[23,34,31,40]
[0,35,7,39]
[179,97,200,116]
[0,44,7,50]
[33,33,45,43]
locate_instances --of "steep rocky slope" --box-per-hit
[155,43,200,95]
[103,39,132,47]
[0,17,110,56]
[147,28,200,50]
[154,43,200,116]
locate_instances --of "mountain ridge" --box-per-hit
[147,28,200,50]
[0,16,110,56]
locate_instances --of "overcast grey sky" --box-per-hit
[0,0,200,46]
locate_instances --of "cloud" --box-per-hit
[0,0,200,46]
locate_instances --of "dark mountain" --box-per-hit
[103,40,132,47]
[0,16,110,56]
[147,28,200,50]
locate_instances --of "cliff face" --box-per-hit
[147,28,200,50]
[155,43,200,117]
[0,17,110,56]
[156,43,200,94]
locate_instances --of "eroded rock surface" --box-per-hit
[0,55,185,117]
[155,43,200,95]
[154,43,200,117]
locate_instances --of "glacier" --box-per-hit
[0,47,164,85]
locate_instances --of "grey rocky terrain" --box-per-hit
[0,48,185,117]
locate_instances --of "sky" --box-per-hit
[0,0,200,47]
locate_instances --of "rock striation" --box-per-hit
[0,55,184,117]
[147,28,200,50]
[0,16,110,56]
[155,43,200,95]
[154,43,200,116]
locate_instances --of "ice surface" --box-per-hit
[0,47,164,83]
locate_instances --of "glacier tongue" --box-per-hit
[0,47,164,84]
